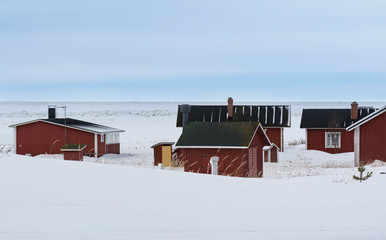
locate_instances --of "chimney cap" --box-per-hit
[180,104,191,113]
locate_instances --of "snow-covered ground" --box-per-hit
[1,153,386,240]
[1,101,386,239]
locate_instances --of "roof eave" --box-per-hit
[9,119,125,134]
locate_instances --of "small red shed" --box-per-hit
[263,144,279,163]
[9,106,124,158]
[346,105,386,166]
[300,102,376,154]
[175,122,271,178]
[151,142,174,167]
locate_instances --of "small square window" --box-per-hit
[325,132,341,148]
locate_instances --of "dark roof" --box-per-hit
[9,118,124,134]
[175,122,261,147]
[176,105,291,128]
[347,105,386,131]
[300,107,376,129]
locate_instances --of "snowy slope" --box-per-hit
[1,154,386,240]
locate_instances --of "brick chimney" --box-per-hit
[227,97,233,120]
[351,102,358,120]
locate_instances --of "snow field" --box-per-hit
[0,154,386,240]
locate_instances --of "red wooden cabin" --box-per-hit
[176,98,290,152]
[346,105,386,166]
[9,106,124,157]
[300,102,376,154]
[175,122,271,178]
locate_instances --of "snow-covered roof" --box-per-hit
[151,142,175,148]
[9,118,125,134]
[346,105,386,131]
[263,144,279,151]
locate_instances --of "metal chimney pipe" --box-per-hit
[48,105,56,119]
[351,102,358,120]
[180,104,191,129]
[227,97,233,120]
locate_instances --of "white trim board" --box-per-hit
[354,127,360,167]
[94,133,98,158]
[13,128,16,154]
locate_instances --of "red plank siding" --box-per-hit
[359,111,386,163]
[16,121,95,156]
[106,144,120,155]
[271,147,278,163]
[306,129,354,154]
[179,148,250,177]
[178,127,267,178]
[265,127,283,151]
[153,145,163,166]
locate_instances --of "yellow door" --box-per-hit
[162,146,172,167]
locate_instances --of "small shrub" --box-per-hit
[353,164,373,182]
[288,138,306,146]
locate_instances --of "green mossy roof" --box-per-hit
[176,122,259,147]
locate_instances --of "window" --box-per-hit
[106,133,120,144]
[101,134,104,142]
[325,132,341,148]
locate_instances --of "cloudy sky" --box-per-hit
[1,0,386,100]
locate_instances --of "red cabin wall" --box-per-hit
[106,144,120,155]
[97,135,120,156]
[306,129,354,154]
[271,148,278,163]
[264,127,283,151]
[16,121,96,156]
[97,134,105,157]
[153,145,163,166]
[178,148,250,177]
[178,128,265,178]
[15,121,120,157]
[359,111,386,163]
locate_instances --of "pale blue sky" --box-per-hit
[1,0,386,100]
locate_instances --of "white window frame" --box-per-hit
[325,132,341,148]
[101,134,104,143]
